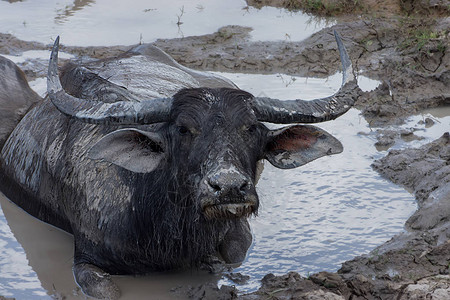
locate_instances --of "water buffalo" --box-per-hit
[0,32,359,299]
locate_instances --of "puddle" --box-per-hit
[0,0,332,46]
[213,72,381,100]
[422,106,450,119]
[370,106,450,152]
[383,113,450,150]
[0,196,48,299]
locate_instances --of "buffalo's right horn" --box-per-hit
[252,31,358,124]
[47,36,173,125]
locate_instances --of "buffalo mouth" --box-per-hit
[202,202,256,220]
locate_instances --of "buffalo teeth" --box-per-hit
[204,203,254,219]
[227,205,238,215]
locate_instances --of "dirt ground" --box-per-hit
[0,0,449,299]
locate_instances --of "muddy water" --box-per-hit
[0,0,331,46]
[3,70,447,299]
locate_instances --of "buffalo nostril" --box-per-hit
[206,175,251,196]
[209,182,221,192]
[239,181,249,193]
[207,177,222,193]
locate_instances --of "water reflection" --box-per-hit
[0,192,53,299]
[0,0,332,46]
[422,106,450,119]
[54,0,95,24]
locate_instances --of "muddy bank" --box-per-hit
[247,0,450,17]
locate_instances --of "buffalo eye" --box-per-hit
[242,124,258,133]
[247,124,258,133]
[177,125,190,136]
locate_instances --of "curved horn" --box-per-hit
[47,36,172,125]
[252,31,359,124]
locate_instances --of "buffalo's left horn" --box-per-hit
[252,31,359,124]
[47,36,172,125]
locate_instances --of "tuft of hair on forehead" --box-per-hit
[170,88,256,122]
[172,87,253,107]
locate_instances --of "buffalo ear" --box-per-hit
[265,125,343,169]
[88,128,165,173]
